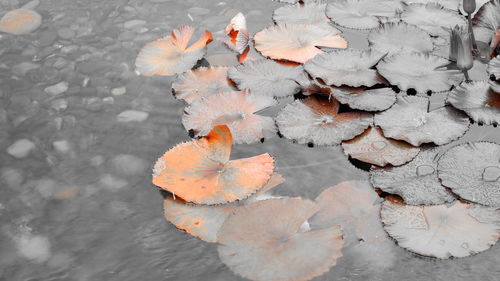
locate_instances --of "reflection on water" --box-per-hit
[0,0,499,280]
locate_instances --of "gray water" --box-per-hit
[0,0,499,280]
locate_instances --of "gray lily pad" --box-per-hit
[447,80,500,126]
[376,52,463,94]
[368,22,435,56]
[381,200,500,259]
[401,3,467,38]
[304,49,387,87]
[228,59,309,98]
[276,95,373,146]
[370,147,455,205]
[374,95,470,146]
[437,141,500,207]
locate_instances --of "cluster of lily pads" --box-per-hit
[135,0,500,280]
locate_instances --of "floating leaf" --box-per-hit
[374,95,470,146]
[228,59,309,98]
[254,24,348,63]
[377,52,462,93]
[326,0,402,29]
[381,200,500,259]
[152,125,275,204]
[135,26,213,76]
[437,141,500,207]
[401,3,467,37]
[304,49,387,87]
[403,0,461,10]
[172,66,234,104]
[368,22,435,55]
[276,96,373,146]
[217,198,343,281]
[370,147,455,204]
[310,181,386,244]
[343,126,420,167]
[273,2,330,26]
[162,173,285,242]
[330,86,397,111]
[447,80,500,126]
[182,90,277,144]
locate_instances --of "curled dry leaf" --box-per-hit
[172,66,235,104]
[253,23,348,64]
[381,200,500,259]
[135,26,212,76]
[447,80,500,126]
[376,52,463,94]
[217,197,344,281]
[152,125,275,204]
[370,147,456,205]
[228,59,309,98]
[182,90,277,144]
[162,173,285,242]
[276,95,373,146]
[374,95,470,146]
[368,22,435,56]
[401,3,467,38]
[221,12,250,55]
[342,126,420,167]
[304,49,387,87]
[326,0,403,30]
[437,141,500,207]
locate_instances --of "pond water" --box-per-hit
[0,0,499,280]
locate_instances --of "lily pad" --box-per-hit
[227,59,309,98]
[217,198,344,281]
[304,49,387,87]
[330,86,397,111]
[437,141,500,207]
[368,22,435,55]
[135,26,213,76]
[381,200,500,258]
[447,80,500,126]
[273,2,330,26]
[342,126,420,167]
[254,23,348,63]
[326,0,403,30]
[370,147,455,205]
[401,3,467,38]
[172,66,234,104]
[276,95,373,146]
[162,173,285,242]
[376,52,462,94]
[182,90,277,144]
[374,95,470,146]
[152,125,275,204]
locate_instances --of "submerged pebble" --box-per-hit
[111,154,148,176]
[7,139,36,158]
[117,110,149,122]
[15,234,51,263]
[44,81,69,96]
